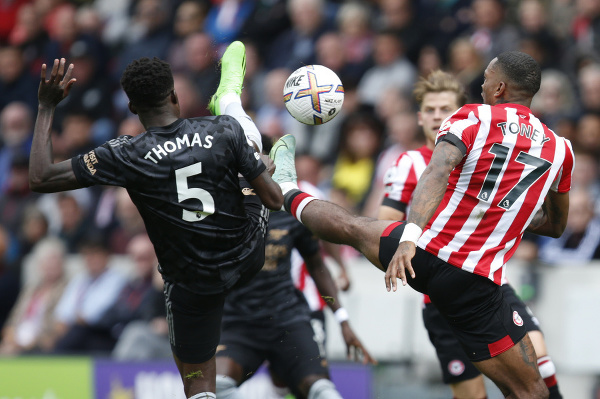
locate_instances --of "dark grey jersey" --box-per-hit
[223,210,320,327]
[71,116,266,293]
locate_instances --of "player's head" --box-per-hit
[413,70,467,144]
[120,57,179,116]
[482,51,541,106]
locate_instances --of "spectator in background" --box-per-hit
[8,3,50,72]
[447,37,485,102]
[376,0,427,64]
[173,74,205,118]
[0,46,38,112]
[255,68,294,140]
[204,0,254,47]
[182,32,219,110]
[0,226,20,332]
[517,0,562,70]
[538,188,600,264]
[0,154,39,235]
[168,0,208,73]
[0,237,67,355]
[576,113,600,156]
[238,0,290,61]
[530,69,579,131]
[331,112,384,213]
[56,192,93,254]
[111,234,170,360]
[52,235,128,354]
[0,103,33,191]
[51,41,114,140]
[115,0,173,79]
[466,0,520,64]
[357,29,417,108]
[336,1,373,66]
[578,63,600,113]
[266,0,330,70]
[54,112,95,161]
[571,151,600,211]
[14,205,49,265]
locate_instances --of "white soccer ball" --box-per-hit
[283,65,344,125]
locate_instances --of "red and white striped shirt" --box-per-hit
[417,103,574,284]
[382,146,432,213]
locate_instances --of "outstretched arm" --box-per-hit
[385,141,463,291]
[526,191,569,238]
[304,251,376,364]
[29,58,82,193]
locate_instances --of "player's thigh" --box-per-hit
[217,323,269,383]
[474,334,547,398]
[422,304,481,385]
[268,320,329,397]
[164,282,225,364]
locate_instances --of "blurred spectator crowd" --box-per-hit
[1,0,600,357]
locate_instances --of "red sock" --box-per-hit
[284,189,317,223]
[538,356,562,399]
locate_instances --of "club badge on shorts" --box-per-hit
[513,311,524,326]
[448,360,465,376]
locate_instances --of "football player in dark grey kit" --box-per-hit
[215,208,376,399]
[29,48,283,399]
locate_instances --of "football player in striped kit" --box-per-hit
[270,51,574,399]
[379,70,562,399]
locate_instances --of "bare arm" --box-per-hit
[304,251,376,364]
[526,191,569,238]
[29,59,82,193]
[377,206,405,222]
[249,168,284,210]
[385,141,464,291]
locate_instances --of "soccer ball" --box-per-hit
[283,65,344,125]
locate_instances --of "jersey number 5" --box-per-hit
[175,162,215,222]
[478,143,551,209]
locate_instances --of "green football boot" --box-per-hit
[269,134,297,185]
[208,41,246,115]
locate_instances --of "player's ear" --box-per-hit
[128,102,138,115]
[170,90,178,105]
[417,110,423,126]
[495,81,506,98]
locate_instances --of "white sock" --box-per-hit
[280,182,299,195]
[223,100,263,153]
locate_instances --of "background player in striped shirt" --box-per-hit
[270,51,574,398]
[379,70,562,399]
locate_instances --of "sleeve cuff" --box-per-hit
[381,197,407,213]
[439,135,467,157]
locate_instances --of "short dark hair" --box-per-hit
[495,51,541,97]
[120,57,174,109]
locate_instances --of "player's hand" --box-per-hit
[385,241,416,292]
[341,322,377,365]
[260,154,276,176]
[38,58,76,108]
[337,270,351,291]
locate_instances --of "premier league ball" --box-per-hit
[283,65,344,125]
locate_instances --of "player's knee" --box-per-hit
[307,378,342,399]
[215,375,241,399]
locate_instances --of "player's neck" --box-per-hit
[138,108,180,130]
[493,95,532,108]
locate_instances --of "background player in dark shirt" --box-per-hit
[215,209,375,399]
[29,57,283,399]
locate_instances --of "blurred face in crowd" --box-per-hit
[0,47,24,84]
[127,234,158,280]
[577,113,600,152]
[373,34,401,66]
[184,33,214,72]
[289,0,323,36]
[0,102,32,146]
[316,33,346,72]
[566,189,595,233]
[82,245,110,278]
[419,91,460,143]
[174,1,205,38]
[40,247,65,284]
[472,0,505,30]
